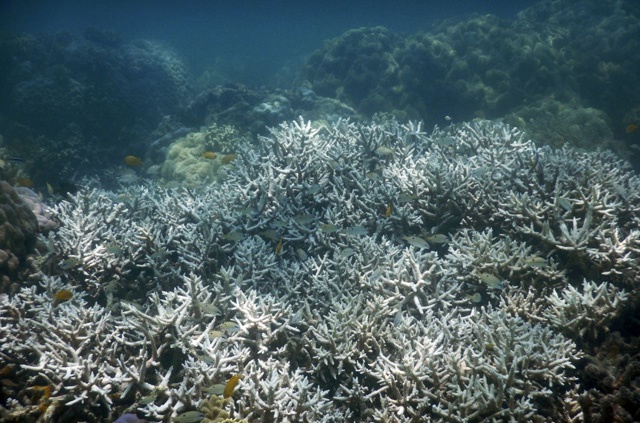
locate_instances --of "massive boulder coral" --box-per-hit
[0,31,194,185]
[300,0,639,150]
[0,181,38,277]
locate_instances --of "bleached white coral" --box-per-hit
[544,279,628,339]
[3,117,639,422]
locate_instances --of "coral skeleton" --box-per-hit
[2,118,639,422]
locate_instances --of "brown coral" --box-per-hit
[0,181,38,276]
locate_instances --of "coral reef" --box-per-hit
[182,83,358,139]
[0,182,39,278]
[1,117,639,422]
[13,187,58,233]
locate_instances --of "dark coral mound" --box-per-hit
[579,324,640,422]
[0,181,38,279]
[0,29,193,183]
[300,0,640,152]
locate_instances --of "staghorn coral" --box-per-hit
[1,118,639,422]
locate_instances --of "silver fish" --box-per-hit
[401,235,430,249]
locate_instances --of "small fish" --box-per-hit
[477,273,503,289]
[465,293,482,303]
[385,204,391,218]
[223,374,242,398]
[258,229,280,241]
[17,178,34,188]
[472,167,491,177]
[327,160,342,170]
[219,321,240,332]
[173,411,205,423]
[149,248,167,259]
[398,193,416,204]
[198,355,214,365]
[275,237,283,255]
[220,153,237,165]
[200,303,222,316]
[319,223,339,233]
[375,146,394,156]
[123,155,143,167]
[340,248,355,258]
[105,243,123,256]
[557,197,572,212]
[425,233,448,244]
[626,124,638,134]
[296,248,308,260]
[60,257,82,270]
[202,151,217,160]
[7,156,25,164]
[434,136,456,147]
[401,235,430,249]
[306,184,322,194]
[208,330,226,338]
[139,393,157,405]
[202,384,226,396]
[46,182,54,196]
[271,219,286,229]
[1,378,18,388]
[366,171,380,180]
[293,214,315,225]
[524,256,547,268]
[341,225,368,236]
[53,289,73,305]
[221,231,245,242]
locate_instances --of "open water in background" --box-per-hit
[0,0,540,86]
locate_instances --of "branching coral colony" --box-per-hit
[1,118,639,422]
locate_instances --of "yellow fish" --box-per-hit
[221,153,237,165]
[385,204,391,218]
[53,289,73,306]
[223,374,241,398]
[626,124,638,134]
[123,155,143,167]
[275,237,283,255]
[202,151,217,160]
[17,177,34,188]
